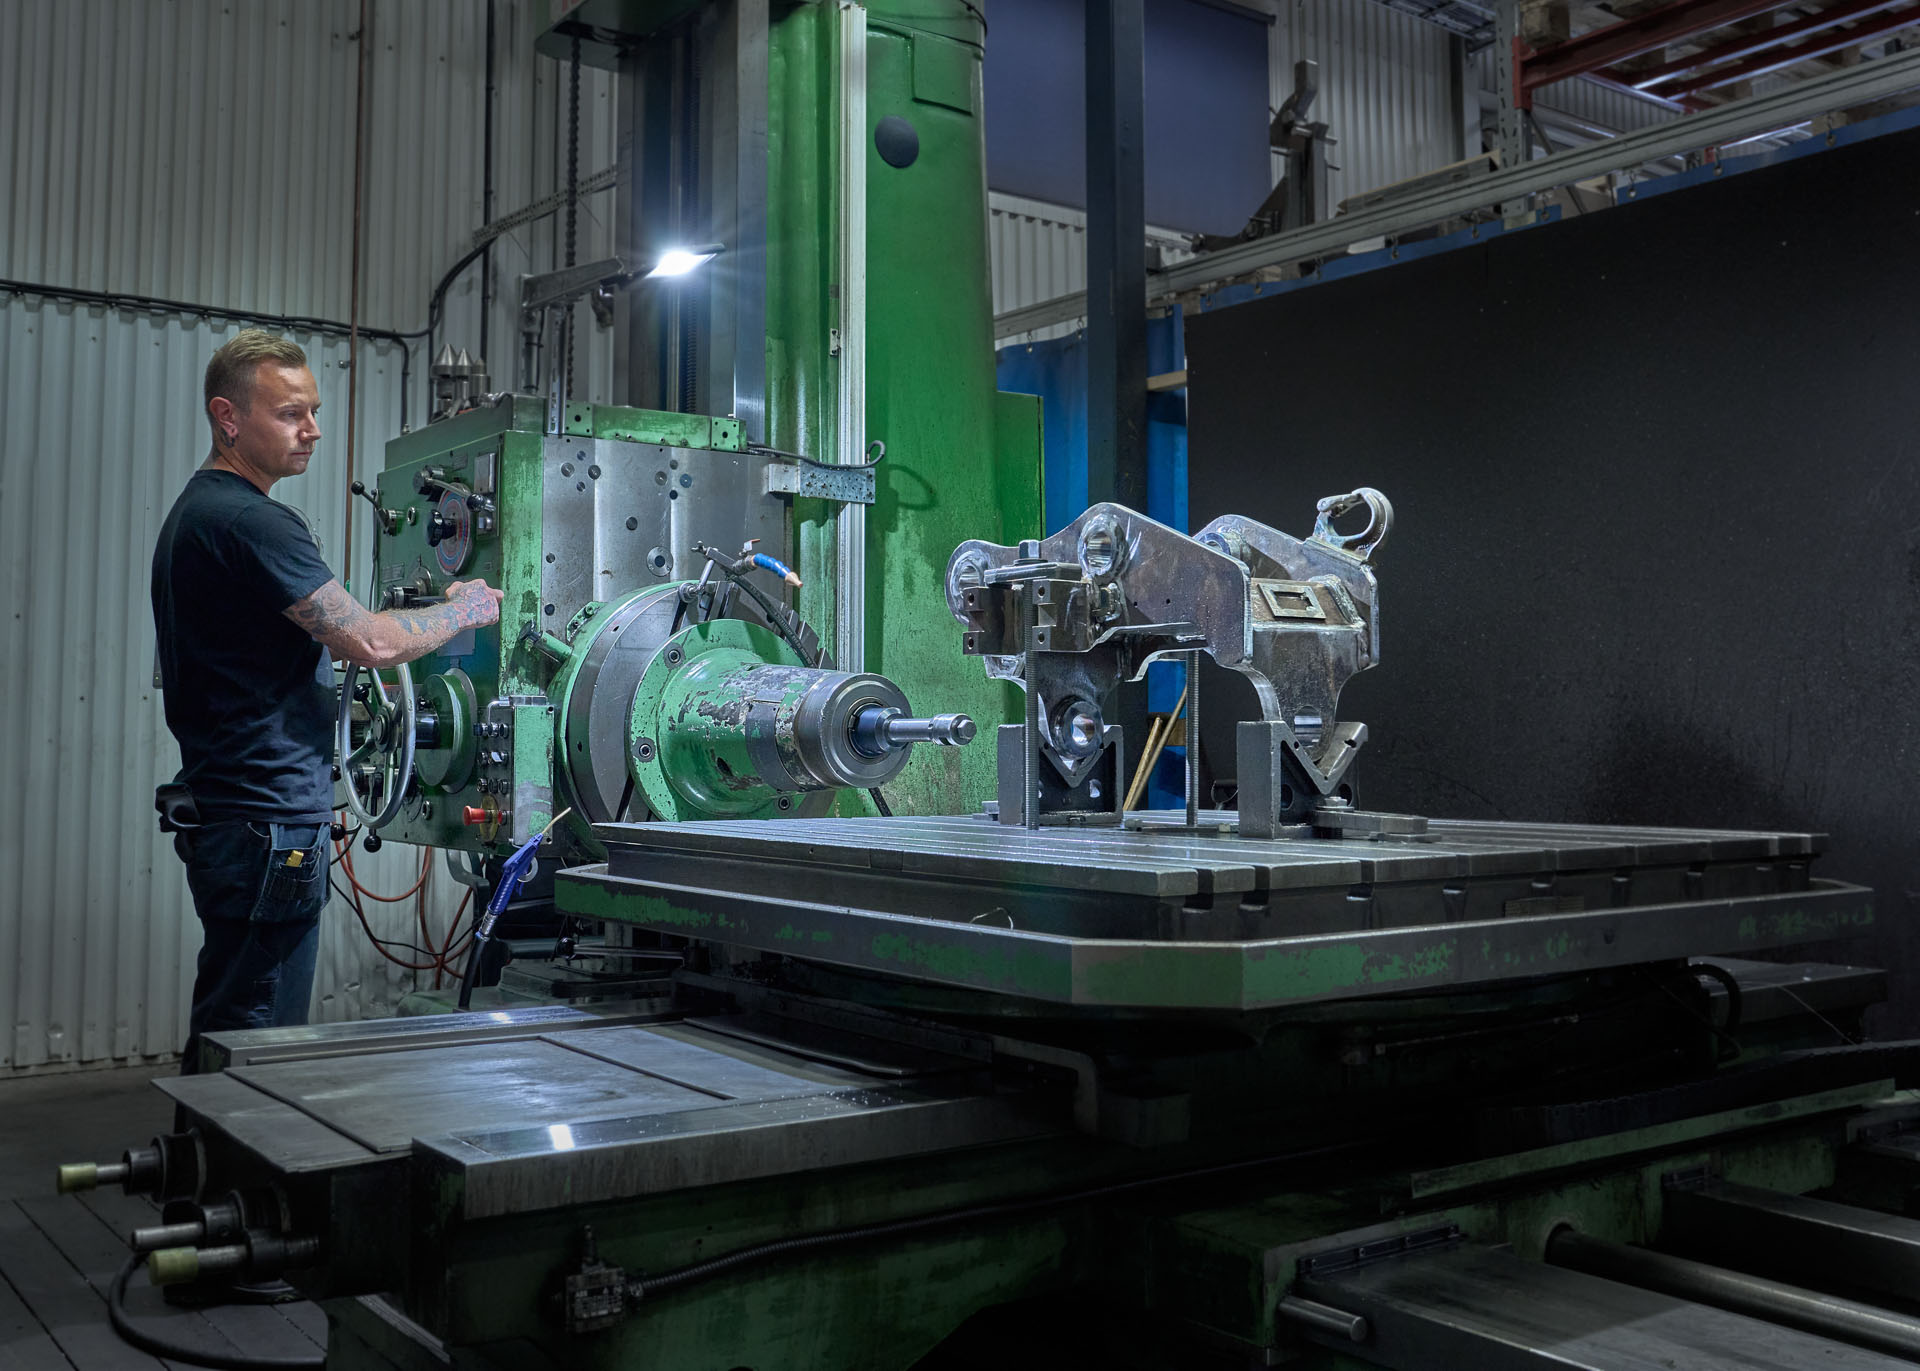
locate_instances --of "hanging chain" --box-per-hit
[563,34,582,402]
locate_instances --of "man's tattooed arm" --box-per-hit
[284,579,505,668]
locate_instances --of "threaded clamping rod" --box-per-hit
[850,708,976,758]
[878,712,977,747]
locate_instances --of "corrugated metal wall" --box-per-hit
[1274,0,1465,207]
[0,0,616,1072]
[989,192,1195,343]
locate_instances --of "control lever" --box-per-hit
[349,480,399,537]
[415,467,495,518]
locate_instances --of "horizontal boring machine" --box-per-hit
[72,495,1919,1369]
[70,1,1920,1368]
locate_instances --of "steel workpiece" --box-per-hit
[948,495,1399,832]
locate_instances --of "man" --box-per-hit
[152,329,503,1073]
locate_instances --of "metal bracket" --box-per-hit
[520,256,633,315]
[442,848,489,891]
[764,460,875,505]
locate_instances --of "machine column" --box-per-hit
[1085,0,1149,511]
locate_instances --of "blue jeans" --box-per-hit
[180,820,329,1073]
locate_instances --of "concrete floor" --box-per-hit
[0,1063,327,1369]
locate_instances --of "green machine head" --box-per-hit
[336,400,977,862]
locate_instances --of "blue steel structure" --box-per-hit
[997,309,1190,806]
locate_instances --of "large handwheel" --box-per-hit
[336,660,416,829]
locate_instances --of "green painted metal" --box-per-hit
[412,669,477,790]
[588,405,746,451]
[544,584,678,851]
[331,1057,1888,1368]
[379,396,545,469]
[407,1134,1134,1368]
[361,393,836,855]
[864,5,1042,817]
[861,5,1038,818]
[361,418,522,856]
[770,1,1042,819]
[768,1,842,655]
[626,617,811,821]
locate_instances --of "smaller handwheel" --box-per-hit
[336,660,417,829]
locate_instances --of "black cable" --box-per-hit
[1,277,423,430]
[326,875,445,961]
[480,0,497,361]
[1637,965,1743,1062]
[0,277,420,346]
[1690,961,1745,1038]
[456,885,491,1010]
[109,1255,324,1371]
[869,788,893,818]
[748,439,887,473]
[625,1138,1360,1302]
[456,922,485,1009]
[703,559,817,668]
[424,238,491,383]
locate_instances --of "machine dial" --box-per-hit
[429,491,473,575]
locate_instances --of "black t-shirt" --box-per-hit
[151,469,338,823]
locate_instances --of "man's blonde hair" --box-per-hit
[204,329,308,442]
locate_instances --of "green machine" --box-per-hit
[336,0,1039,866]
[65,4,1920,1370]
[339,397,980,858]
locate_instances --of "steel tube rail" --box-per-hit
[1546,1229,1920,1360]
[1278,1295,1370,1343]
[1576,68,1698,111]
[1663,1180,1920,1308]
[834,1,868,673]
